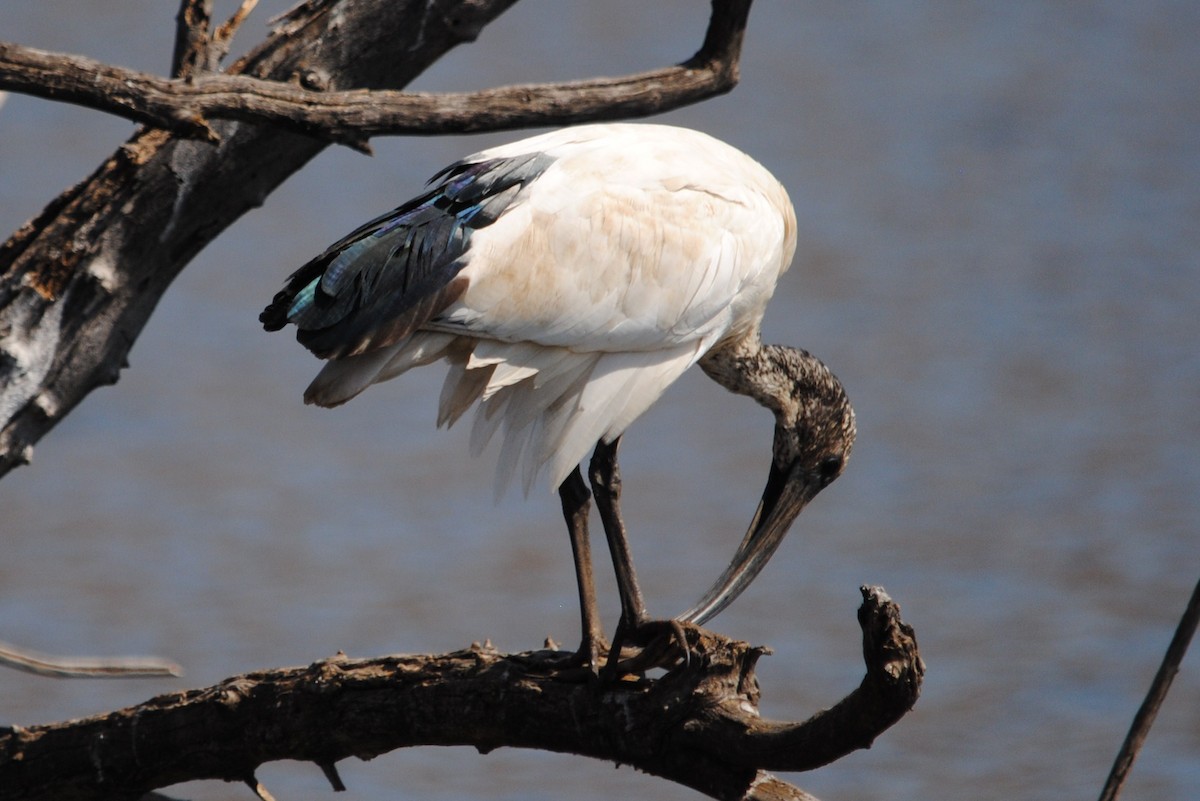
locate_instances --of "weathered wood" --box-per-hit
[0,0,522,478]
[170,0,213,80]
[0,587,923,801]
[0,639,180,679]
[0,0,748,145]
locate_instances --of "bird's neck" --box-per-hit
[700,335,840,419]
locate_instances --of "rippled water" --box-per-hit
[2,2,1198,799]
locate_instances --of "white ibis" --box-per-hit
[262,123,855,668]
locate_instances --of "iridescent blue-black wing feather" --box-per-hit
[261,152,555,359]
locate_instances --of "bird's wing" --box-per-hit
[259,151,557,360]
[433,166,791,355]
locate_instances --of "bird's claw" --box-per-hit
[523,634,613,681]
[520,621,699,683]
[601,617,695,680]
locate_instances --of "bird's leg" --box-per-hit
[588,437,647,626]
[556,466,606,668]
[589,438,689,675]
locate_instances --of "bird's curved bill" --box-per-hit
[677,458,812,626]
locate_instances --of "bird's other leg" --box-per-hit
[557,466,606,668]
[589,438,688,676]
[588,437,647,627]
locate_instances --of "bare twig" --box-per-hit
[211,0,261,67]
[171,0,214,79]
[171,0,258,81]
[0,638,181,678]
[317,760,346,792]
[245,776,278,801]
[0,586,921,801]
[0,0,750,147]
[1098,577,1200,801]
[745,777,824,801]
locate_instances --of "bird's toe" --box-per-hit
[601,618,697,680]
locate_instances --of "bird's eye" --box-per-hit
[817,455,843,481]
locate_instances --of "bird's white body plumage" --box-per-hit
[304,124,797,494]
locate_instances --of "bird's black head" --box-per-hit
[767,345,856,493]
[682,345,855,625]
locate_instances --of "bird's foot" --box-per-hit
[529,634,612,681]
[525,622,697,682]
[600,617,695,681]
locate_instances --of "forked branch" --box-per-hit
[172,0,259,80]
[0,586,923,801]
[0,0,750,148]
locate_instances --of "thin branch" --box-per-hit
[316,760,346,792]
[245,776,278,801]
[1098,576,1200,801]
[745,777,824,801]
[171,0,213,79]
[0,587,922,801]
[171,0,258,81]
[0,638,181,678]
[211,0,261,67]
[0,0,751,147]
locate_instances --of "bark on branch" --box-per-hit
[0,0,749,150]
[172,0,260,80]
[0,586,923,801]
[0,0,751,479]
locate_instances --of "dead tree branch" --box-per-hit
[1098,576,1200,801]
[0,1,749,151]
[0,0,752,480]
[0,639,181,679]
[171,0,213,80]
[0,586,923,801]
[172,0,259,80]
